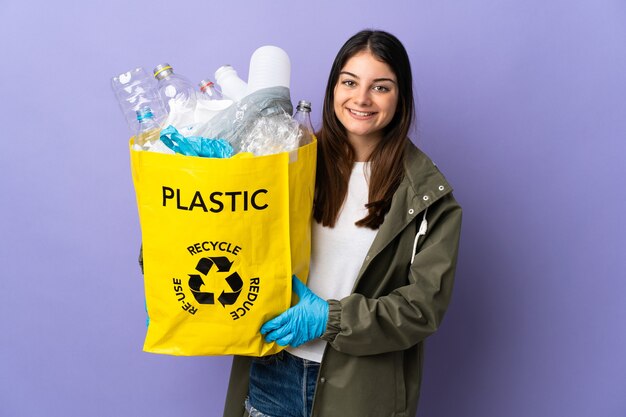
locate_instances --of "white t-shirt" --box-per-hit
[289,162,378,363]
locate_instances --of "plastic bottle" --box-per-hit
[198,79,223,100]
[153,63,197,113]
[134,106,162,150]
[247,45,291,95]
[214,65,248,101]
[111,67,166,135]
[293,100,314,146]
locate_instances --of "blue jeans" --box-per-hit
[246,351,320,417]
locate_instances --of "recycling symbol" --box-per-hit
[188,256,243,307]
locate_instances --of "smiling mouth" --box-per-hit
[348,108,376,117]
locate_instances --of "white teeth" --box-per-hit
[350,109,373,116]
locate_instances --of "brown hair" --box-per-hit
[314,30,415,229]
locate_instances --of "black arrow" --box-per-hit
[195,256,234,275]
[211,256,234,272]
[218,272,244,307]
[188,274,215,304]
[195,257,214,275]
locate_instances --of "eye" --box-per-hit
[341,79,356,87]
[373,85,390,93]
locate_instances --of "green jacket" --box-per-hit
[224,140,462,417]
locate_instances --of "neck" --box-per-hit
[348,133,381,162]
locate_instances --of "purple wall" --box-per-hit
[1,1,625,416]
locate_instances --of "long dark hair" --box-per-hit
[314,29,415,229]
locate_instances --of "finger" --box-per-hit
[275,333,293,347]
[260,309,291,334]
[264,326,290,344]
[261,317,283,335]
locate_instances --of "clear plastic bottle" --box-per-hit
[198,79,223,100]
[293,100,314,146]
[153,63,197,113]
[134,106,162,150]
[111,67,166,135]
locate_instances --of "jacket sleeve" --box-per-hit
[222,355,252,417]
[320,195,462,356]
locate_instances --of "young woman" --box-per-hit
[223,29,462,417]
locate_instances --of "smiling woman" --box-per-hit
[316,30,416,230]
[333,52,399,160]
[224,29,462,417]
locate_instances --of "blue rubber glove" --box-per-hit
[261,275,329,347]
[159,125,233,158]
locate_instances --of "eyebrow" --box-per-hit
[339,71,397,84]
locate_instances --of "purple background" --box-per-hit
[1,1,625,416]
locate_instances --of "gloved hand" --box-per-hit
[261,275,329,347]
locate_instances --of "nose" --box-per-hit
[353,86,372,107]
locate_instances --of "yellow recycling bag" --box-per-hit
[130,139,316,356]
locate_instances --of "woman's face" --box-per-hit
[333,50,399,149]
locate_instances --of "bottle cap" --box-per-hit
[296,100,312,112]
[199,79,215,92]
[153,63,174,80]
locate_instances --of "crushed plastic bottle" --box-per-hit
[238,111,301,156]
[190,86,293,153]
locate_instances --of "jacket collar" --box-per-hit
[354,140,454,283]
[401,140,453,214]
